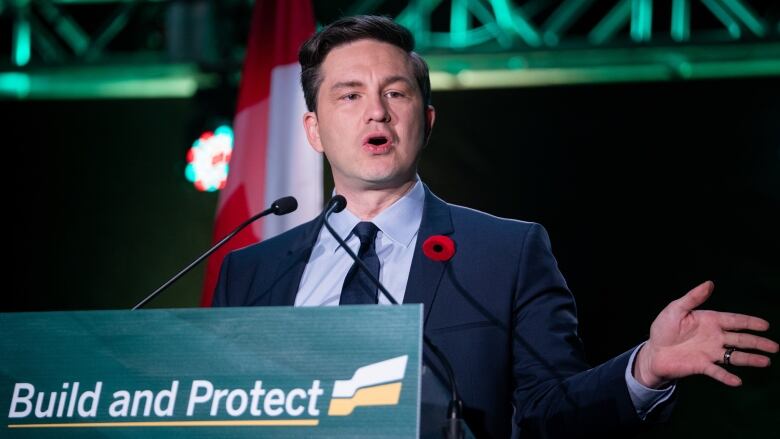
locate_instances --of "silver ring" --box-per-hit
[723,346,736,366]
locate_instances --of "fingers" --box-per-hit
[702,363,742,387]
[717,312,771,332]
[723,332,779,353]
[701,350,770,387]
[726,350,772,368]
[672,280,714,311]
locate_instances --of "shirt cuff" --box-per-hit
[624,343,676,420]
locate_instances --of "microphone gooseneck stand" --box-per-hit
[322,195,465,439]
[132,196,298,310]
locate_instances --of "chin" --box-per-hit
[361,173,414,189]
[359,169,397,184]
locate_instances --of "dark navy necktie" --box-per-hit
[339,222,380,305]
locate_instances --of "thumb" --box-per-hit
[672,280,714,312]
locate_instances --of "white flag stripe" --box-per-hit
[262,63,323,239]
[332,355,408,398]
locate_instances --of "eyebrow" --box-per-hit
[330,76,415,92]
[331,80,363,91]
[383,76,415,89]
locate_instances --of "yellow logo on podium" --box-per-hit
[327,356,408,416]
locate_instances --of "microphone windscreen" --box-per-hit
[272,196,298,215]
[329,195,347,213]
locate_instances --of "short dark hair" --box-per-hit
[298,15,431,113]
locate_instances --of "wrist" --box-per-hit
[633,344,671,389]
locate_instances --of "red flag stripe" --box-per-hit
[236,0,314,114]
[201,0,316,307]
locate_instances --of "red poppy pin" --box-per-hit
[422,235,456,262]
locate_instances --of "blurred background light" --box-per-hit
[185,124,233,192]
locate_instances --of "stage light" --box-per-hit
[185,125,233,192]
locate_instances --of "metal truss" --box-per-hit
[325,0,780,90]
[1,0,778,99]
[0,0,243,98]
[348,0,778,49]
[6,0,170,66]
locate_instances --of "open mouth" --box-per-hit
[363,134,391,152]
[367,136,389,146]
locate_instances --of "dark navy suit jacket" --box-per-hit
[213,186,646,438]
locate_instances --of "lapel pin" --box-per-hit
[422,235,456,262]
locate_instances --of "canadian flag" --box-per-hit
[201,0,321,306]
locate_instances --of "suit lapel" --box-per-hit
[403,186,453,326]
[265,186,454,312]
[266,214,324,306]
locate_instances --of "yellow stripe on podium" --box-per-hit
[328,382,403,416]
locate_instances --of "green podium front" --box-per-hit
[1,306,423,438]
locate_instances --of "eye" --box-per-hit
[340,93,359,101]
[385,91,405,99]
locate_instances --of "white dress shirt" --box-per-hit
[295,179,424,306]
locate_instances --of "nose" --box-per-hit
[364,94,390,123]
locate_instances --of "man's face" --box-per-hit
[303,39,435,193]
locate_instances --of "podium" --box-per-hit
[1,306,432,438]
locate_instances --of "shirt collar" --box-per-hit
[323,179,425,253]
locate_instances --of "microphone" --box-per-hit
[271,196,298,215]
[322,195,465,439]
[327,194,347,214]
[132,196,298,310]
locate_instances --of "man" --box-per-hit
[213,15,777,438]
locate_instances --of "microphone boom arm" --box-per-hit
[322,197,463,435]
[132,196,297,310]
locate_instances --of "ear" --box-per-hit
[303,111,324,153]
[424,104,436,146]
